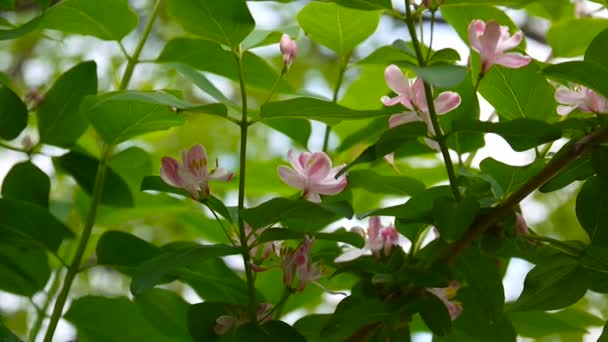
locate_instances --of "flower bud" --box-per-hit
[279,33,297,68]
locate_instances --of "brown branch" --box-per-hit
[445,126,608,263]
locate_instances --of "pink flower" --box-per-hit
[515,213,529,236]
[468,19,531,73]
[335,217,401,262]
[280,34,297,68]
[234,224,276,272]
[554,85,607,115]
[214,303,273,335]
[160,144,233,199]
[382,64,461,150]
[280,236,322,291]
[427,281,463,320]
[277,150,347,203]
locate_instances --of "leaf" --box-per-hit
[410,64,467,88]
[134,289,191,340]
[585,28,608,68]
[544,61,608,99]
[130,244,241,295]
[167,0,255,47]
[83,91,187,145]
[442,72,484,153]
[97,231,162,274]
[226,321,306,342]
[172,63,237,108]
[40,0,138,40]
[257,228,364,248]
[540,154,594,193]
[361,186,453,222]
[508,309,601,338]
[576,176,608,245]
[592,146,608,179]
[0,85,27,140]
[513,256,590,311]
[260,97,396,123]
[294,314,333,342]
[480,158,546,198]
[600,322,608,342]
[478,63,557,122]
[0,320,22,342]
[0,242,50,297]
[357,45,418,66]
[547,19,608,58]
[240,197,354,230]
[332,0,392,10]
[1,161,50,207]
[347,169,425,196]
[419,293,453,336]
[297,2,380,56]
[188,302,227,342]
[262,118,311,148]
[54,151,134,208]
[0,198,73,252]
[37,61,97,147]
[241,26,300,50]
[65,296,187,342]
[450,119,562,152]
[321,297,390,340]
[433,197,479,241]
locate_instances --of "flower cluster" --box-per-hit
[555,85,607,115]
[280,235,322,291]
[214,303,273,335]
[336,217,401,262]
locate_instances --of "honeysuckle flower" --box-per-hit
[515,213,529,236]
[214,303,273,335]
[280,236,323,291]
[382,64,461,150]
[554,85,607,115]
[160,144,233,199]
[280,33,297,69]
[468,19,532,73]
[277,150,348,203]
[335,217,401,262]
[427,281,463,320]
[233,224,276,272]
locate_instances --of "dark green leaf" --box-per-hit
[188,302,227,342]
[0,320,22,342]
[0,16,42,41]
[321,297,390,340]
[172,63,236,108]
[54,151,134,208]
[410,64,467,88]
[600,322,608,342]
[419,293,453,336]
[547,19,608,58]
[294,314,332,341]
[429,48,461,65]
[167,0,255,47]
[226,321,306,342]
[134,289,190,340]
[0,85,27,140]
[443,72,484,153]
[0,198,73,252]
[262,118,311,148]
[348,169,425,196]
[257,228,364,248]
[576,176,608,245]
[544,61,608,99]
[433,197,479,241]
[37,61,97,147]
[480,158,545,198]
[2,161,49,207]
[297,2,380,56]
[585,28,608,68]
[508,309,598,338]
[332,0,391,10]
[592,146,608,179]
[241,26,300,50]
[131,244,241,295]
[540,154,593,193]
[0,242,50,296]
[361,186,452,221]
[97,231,162,274]
[0,0,15,10]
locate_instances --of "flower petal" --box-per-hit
[434,91,462,115]
[389,112,420,128]
[287,149,305,174]
[557,105,575,116]
[467,19,485,52]
[160,157,183,187]
[411,78,428,112]
[304,191,322,203]
[479,20,501,59]
[306,152,332,182]
[278,165,305,190]
[381,95,410,108]
[554,86,585,105]
[494,52,532,70]
[497,30,523,52]
[314,177,347,195]
[184,144,208,179]
[209,167,234,182]
[384,64,412,96]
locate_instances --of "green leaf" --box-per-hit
[600,322,608,342]
[419,293,453,336]
[262,118,311,148]
[40,0,138,40]
[172,63,237,108]
[226,321,307,342]
[131,244,241,295]
[347,169,425,196]
[1,161,49,207]
[480,158,545,198]
[429,48,462,65]
[37,61,97,147]
[0,320,22,342]
[0,0,15,10]
[134,289,190,341]
[158,39,287,92]
[0,198,73,252]
[543,61,608,99]
[240,198,354,230]
[592,146,608,179]
[357,45,418,66]
[410,64,467,88]
[576,176,608,245]
[478,63,557,122]
[362,186,453,222]
[0,85,27,140]
[65,296,187,342]
[585,28,608,68]
[508,309,601,338]
[257,228,364,248]
[167,0,255,47]
[443,72,484,153]
[241,26,300,50]
[433,197,479,241]
[188,302,227,342]
[450,119,562,152]
[297,2,380,56]
[83,91,187,145]
[321,297,390,340]
[54,151,134,208]
[97,231,162,274]
[547,19,608,58]
[332,0,392,10]
[540,154,593,193]
[0,242,50,296]
[513,256,590,311]
[260,97,396,123]
[0,16,42,41]
[294,314,332,341]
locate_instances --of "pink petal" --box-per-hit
[287,150,305,174]
[479,21,501,59]
[497,30,523,52]
[334,249,365,263]
[589,90,607,113]
[424,137,441,151]
[389,112,420,128]
[184,144,208,179]
[494,52,531,70]
[184,184,200,199]
[280,33,292,55]
[467,20,485,52]
[208,168,234,182]
[278,165,305,190]
[160,157,183,187]
[434,91,462,115]
[314,177,347,195]
[305,152,332,182]
[368,217,381,239]
[381,95,412,109]
[384,64,412,96]
[555,86,585,105]
[557,105,575,116]
[304,191,322,203]
[298,152,312,170]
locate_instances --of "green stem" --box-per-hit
[538,142,554,158]
[322,58,348,153]
[235,49,258,322]
[463,111,497,168]
[404,0,460,201]
[270,288,293,320]
[28,270,63,342]
[209,208,235,246]
[43,146,110,342]
[524,235,584,257]
[424,10,436,64]
[262,67,286,107]
[118,0,162,90]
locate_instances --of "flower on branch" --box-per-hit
[277,150,347,203]
[214,302,273,335]
[280,33,297,69]
[382,64,461,150]
[234,224,276,272]
[467,19,531,72]
[335,216,401,262]
[554,85,607,115]
[280,235,323,291]
[160,144,233,199]
[427,281,463,320]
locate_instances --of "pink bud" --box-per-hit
[280,33,297,68]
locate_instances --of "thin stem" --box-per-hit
[209,207,235,246]
[235,49,258,322]
[118,41,131,61]
[446,126,608,263]
[271,287,293,320]
[524,235,584,257]
[43,146,110,342]
[404,0,460,201]
[424,10,436,64]
[322,58,348,153]
[261,66,286,107]
[118,0,162,90]
[538,141,554,158]
[28,270,63,342]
